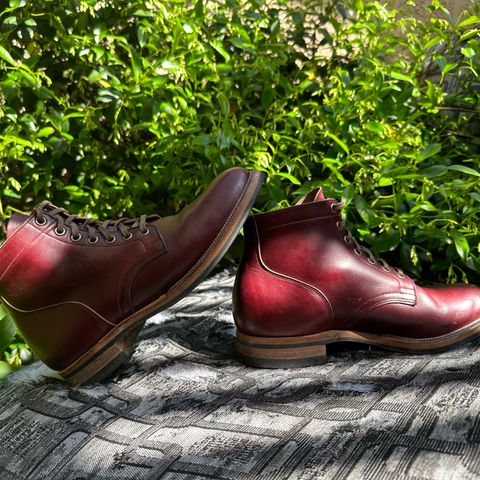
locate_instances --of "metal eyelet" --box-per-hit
[367,257,376,265]
[122,232,133,241]
[106,235,116,244]
[88,236,99,244]
[330,203,338,214]
[354,248,362,256]
[382,265,391,272]
[397,271,405,278]
[336,220,343,230]
[35,217,47,226]
[140,228,150,236]
[344,235,352,245]
[55,227,66,236]
[71,233,82,242]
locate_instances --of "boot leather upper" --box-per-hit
[0,167,252,369]
[234,189,480,339]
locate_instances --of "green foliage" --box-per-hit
[0,303,30,379]
[0,0,479,362]
[0,303,15,354]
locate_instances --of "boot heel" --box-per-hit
[235,330,327,368]
[61,324,144,386]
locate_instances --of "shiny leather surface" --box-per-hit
[234,190,480,338]
[0,167,255,370]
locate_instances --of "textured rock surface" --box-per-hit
[1,269,480,479]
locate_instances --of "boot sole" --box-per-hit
[236,317,480,368]
[60,169,265,386]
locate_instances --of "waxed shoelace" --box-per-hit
[34,201,155,244]
[331,201,404,278]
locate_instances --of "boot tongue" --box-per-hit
[295,187,325,205]
[6,213,29,238]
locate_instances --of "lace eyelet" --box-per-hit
[88,236,99,245]
[344,235,352,245]
[354,248,362,256]
[122,232,133,241]
[106,235,116,244]
[55,227,66,236]
[140,228,150,236]
[35,217,47,226]
[382,265,391,272]
[397,271,405,278]
[336,221,342,230]
[71,233,82,242]
[330,203,338,214]
[367,257,376,265]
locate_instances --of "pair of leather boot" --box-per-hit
[1,168,479,385]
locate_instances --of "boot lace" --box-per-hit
[331,202,404,278]
[34,201,158,244]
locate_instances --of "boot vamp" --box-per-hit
[353,283,480,338]
[129,167,251,309]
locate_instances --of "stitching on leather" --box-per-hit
[253,218,334,321]
[169,169,257,291]
[0,294,116,327]
[353,290,416,314]
[352,297,416,320]
[0,226,42,282]
[121,226,167,314]
[0,212,35,249]
[124,250,168,314]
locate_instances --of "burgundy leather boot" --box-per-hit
[233,187,480,367]
[0,167,263,384]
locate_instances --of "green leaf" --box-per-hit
[354,194,375,226]
[424,36,443,50]
[421,165,448,178]
[448,165,480,177]
[461,47,475,59]
[133,9,154,17]
[0,45,17,67]
[0,303,16,354]
[390,71,414,84]
[457,15,480,28]
[37,127,54,137]
[212,40,231,62]
[410,201,438,213]
[275,172,301,185]
[416,143,441,162]
[325,132,349,155]
[373,229,400,254]
[354,0,364,12]
[452,232,470,262]
[261,87,275,109]
[217,92,229,117]
[3,16,18,25]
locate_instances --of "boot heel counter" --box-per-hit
[233,217,332,337]
[1,298,113,371]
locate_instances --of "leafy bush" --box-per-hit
[0,0,480,364]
